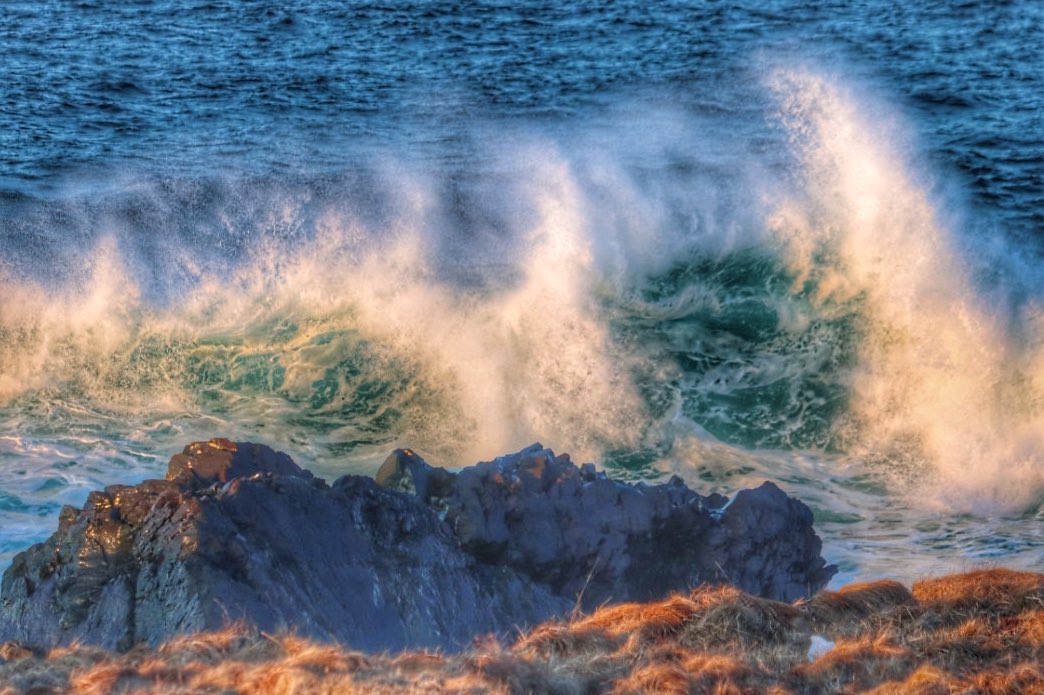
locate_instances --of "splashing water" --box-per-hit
[0,66,1041,581]
[769,68,1044,513]
[0,147,656,472]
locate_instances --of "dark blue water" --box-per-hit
[0,0,1041,581]
[2,1,1040,232]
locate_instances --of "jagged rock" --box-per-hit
[167,438,314,487]
[375,447,455,504]
[0,440,835,653]
[398,443,834,606]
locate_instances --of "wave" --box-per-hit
[1,66,1042,514]
[767,67,1044,511]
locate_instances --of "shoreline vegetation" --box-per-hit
[0,568,1040,694]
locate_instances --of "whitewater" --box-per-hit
[1,1,1041,584]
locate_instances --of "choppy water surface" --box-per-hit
[1,1,1041,582]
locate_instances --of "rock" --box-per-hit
[167,438,314,487]
[0,440,835,653]
[408,443,833,606]
[375,448,455,504]
[710,482,837,601]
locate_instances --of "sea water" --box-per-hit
[0,0,1041,584]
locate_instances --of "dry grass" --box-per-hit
[911,568,1044,613]
[1,568,1041,694]
[803,580,916,636]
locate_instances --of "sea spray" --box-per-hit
[0,66,1040,579]
[0,148,660,468]
[769,67,1044,512]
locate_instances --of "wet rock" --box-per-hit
[167,438,314,488]
[0,440,834,653]
[375,448,455,504]
[399,443,833,607]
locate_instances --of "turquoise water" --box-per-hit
[1,1,1041,582]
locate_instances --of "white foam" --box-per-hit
[1,75,1042,516]
[768,67,1044,511]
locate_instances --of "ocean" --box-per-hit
[0,0,1041,585]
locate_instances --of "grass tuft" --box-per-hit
[0,568,1040,694]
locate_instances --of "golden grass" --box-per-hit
[911,568,1044,613]
[803,580,916,636]
[1,568,1041,694]
[795,636,915,692]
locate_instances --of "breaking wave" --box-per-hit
[1,67,1042,527]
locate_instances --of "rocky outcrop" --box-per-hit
[0,440,835,653]
[379,445,834,606]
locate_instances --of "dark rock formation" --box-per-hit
[0,440,835,653]
[418,444,835,606]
